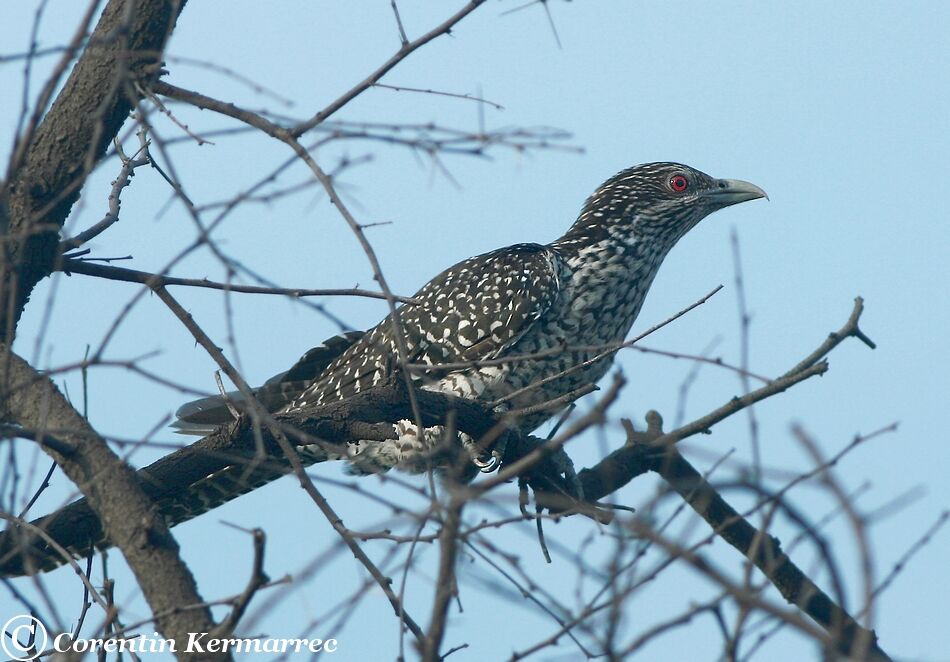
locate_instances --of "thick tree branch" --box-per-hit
[0,345,226,661]
[1,0,185,339]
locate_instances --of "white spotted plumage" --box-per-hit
[172,162,765,506]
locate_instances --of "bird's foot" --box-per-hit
[462,433,506,474]
[549,446,584,501]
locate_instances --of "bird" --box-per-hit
[166,162,767,526]
[0,162,767,576]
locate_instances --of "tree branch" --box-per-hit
[291,0,488,136]
[0,344,226,661]
[571,297,875,502]
[2,0,185,339]
[642,446,891,661]
[59,257,416,303]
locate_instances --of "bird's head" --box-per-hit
[561,162,767,250]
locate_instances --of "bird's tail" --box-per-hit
[0,332,363,577]
[162,329,367,524]
[0,444,335,577]
[157,444,335,528]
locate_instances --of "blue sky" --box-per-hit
[3,2,949,660]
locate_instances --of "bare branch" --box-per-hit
[212,528,269,637]
[642,446,892,661]
[423,493,464,660]
[59,258,416,303]
[2,0,186,338]
[373,83,504,110]
[783,296,876,378]
[59,127,152,250]
[292,1,488,136]
[0,345,224,657]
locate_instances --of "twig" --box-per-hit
[213,528,269,636]
[619,598,726,657]
[466,538,594,659]
[60,258,414,303]
[59,129,151,251]
[651,362,827,448]
[373,83,504,109]
[423,493,464,660]
[214,371,242,422]
[643,447,892,661]
[389,0,409,45]
[292,1,488,136]
[491,285,724,407]
[72,552,96,638]
[783,297,875,378]
[166,55,294,107]
[860,510,950,618]
[144,85,212,145]
[16,460,57,518]
[730,228,762,480]
[631,344,770,384]
[506,383,597,418]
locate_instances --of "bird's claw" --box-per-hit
[462,433,506,474]
[473,450,503,473]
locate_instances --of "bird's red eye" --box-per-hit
[669,174,689,192]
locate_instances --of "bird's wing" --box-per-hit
[291,243,564,406]
[409,243,563,364]
[276,330,367,383]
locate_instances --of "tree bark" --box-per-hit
[0,346,226,660]
[1,0,186,340]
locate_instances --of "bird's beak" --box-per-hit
[704,179,769,207]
